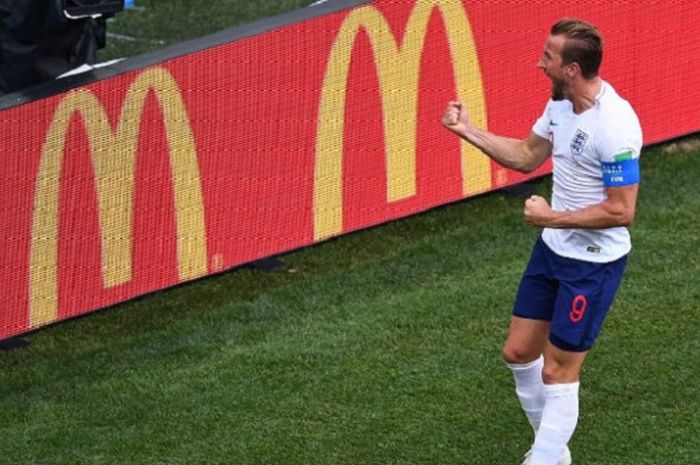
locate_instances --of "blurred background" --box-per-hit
[102,0,314,60]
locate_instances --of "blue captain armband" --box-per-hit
[602,158,640,187]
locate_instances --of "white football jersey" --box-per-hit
[532,81,643,263]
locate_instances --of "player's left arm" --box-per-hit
[525,108,642,229]
[524,184,638,228]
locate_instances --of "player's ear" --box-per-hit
[565,62,581,79]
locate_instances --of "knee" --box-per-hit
[541,363,562,384]
[502,342,541,364]
[541,360,580,384]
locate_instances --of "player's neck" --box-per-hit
[568,77,602,114]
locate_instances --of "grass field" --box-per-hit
[1,2,699,464]
[2,139,698,464]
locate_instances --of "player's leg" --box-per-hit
[542,342,587,384]
[527,253,628,465]
[503,316,550,433]
[526,344,586,465]
[507,320,575,465]
[503,316,550,364]
[504,237,557,435]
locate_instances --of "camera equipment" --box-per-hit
[63,0,124,18]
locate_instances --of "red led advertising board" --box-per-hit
[1,0,698,340]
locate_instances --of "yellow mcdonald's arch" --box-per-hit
[314,0,491,241]
[30,67,208,328]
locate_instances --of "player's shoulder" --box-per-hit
[593,82,643,154]
[595,82,642,144]
[597,81,640,125]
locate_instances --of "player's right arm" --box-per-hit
[442,100,551,173]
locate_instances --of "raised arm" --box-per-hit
[442,100,551,173]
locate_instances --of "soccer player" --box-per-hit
[442,18,642,465]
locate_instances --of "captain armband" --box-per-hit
[601,157,640,187]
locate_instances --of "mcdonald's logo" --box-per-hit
[314,0,491,241]
[29,67,209,328]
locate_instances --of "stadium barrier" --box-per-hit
[1,0,698,340]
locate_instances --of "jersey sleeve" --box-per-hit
[596,105,643,187]
[531,100,552,139]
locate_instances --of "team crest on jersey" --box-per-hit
[570,129,589,155]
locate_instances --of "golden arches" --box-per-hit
[314,0,490,241]
[29,67,208,328]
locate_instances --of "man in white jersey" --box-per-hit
[442,18,642,465]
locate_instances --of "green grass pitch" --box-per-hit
[1,2,698,464]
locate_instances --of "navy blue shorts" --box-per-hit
[512,237,627,352]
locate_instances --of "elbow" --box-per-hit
[620,212,635,227]
[519,164,538,174]
[613,207,636,227]
[515,147,544,174]
[618,216,633,227]
[516,160,539,174]
[603,196,636,227]
[512,141,546,174]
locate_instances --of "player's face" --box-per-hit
[537,34,568,100]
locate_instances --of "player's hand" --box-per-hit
[442,100,471,135]
[524,195,553,227]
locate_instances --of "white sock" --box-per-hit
[531,382,580,465]
[507,355,545,434]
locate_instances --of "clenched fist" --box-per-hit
[524,195,553,227]
[442,100,472,135]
